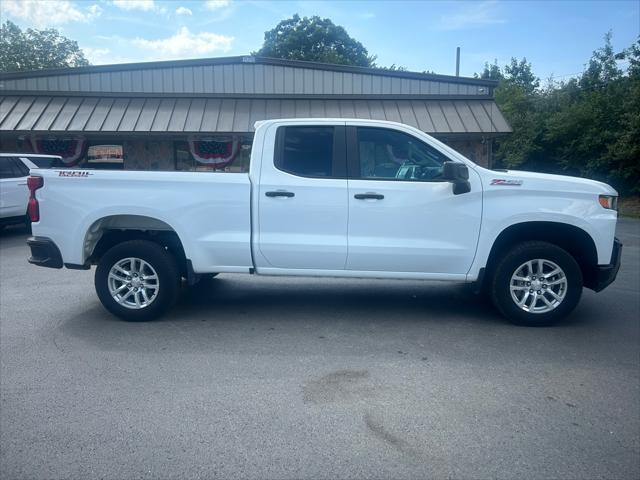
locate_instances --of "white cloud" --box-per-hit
[133,27,234,59]
[199,0,235,24]
[83,47,111,63]
[175,6,193,16]
[112,0,156,11]
[437,1,506,31]
[87,4,104,20]
[2,0,89,27]
[205,0,231,10]
[82,46,137,65]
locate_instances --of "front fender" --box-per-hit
[468,191,616,279]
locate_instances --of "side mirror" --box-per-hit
[442,161,471,195]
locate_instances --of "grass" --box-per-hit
[619,196,640,218]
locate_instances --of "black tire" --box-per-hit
[490,241,583,326]
[95,240,180,321]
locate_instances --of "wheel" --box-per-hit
[95,240,180,321]
[490,241,583,326]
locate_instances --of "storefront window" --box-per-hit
[175,135,252,172]
[86,144,124,169]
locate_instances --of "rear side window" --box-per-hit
[14,158,30,176]
[26,156,63,168]
[275,126,336,178]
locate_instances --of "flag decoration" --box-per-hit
[31,136,86,166]
[188,136,239,167]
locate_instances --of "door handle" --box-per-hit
[354,193,384,200]
[17,183,27,186]
[265,190,295,198]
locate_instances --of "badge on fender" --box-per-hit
[491,179,523,186]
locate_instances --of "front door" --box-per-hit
[346,125,482,275]
[256,123,348,270]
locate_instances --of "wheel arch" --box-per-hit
[483,221,600,290]
[83,214,189,276]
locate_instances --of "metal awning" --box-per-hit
[0,96,511,135]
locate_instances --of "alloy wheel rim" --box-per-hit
[509,259,567,314]
[107,257,159,309]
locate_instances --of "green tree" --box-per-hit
[481,33,639,194]
[543,34,630,187]
[476,60,503,81]
[0,20,89,73]
[484,57,542,168]
[580,31,622,89]
[606,37,640,192]
[504,57,539,94]
[253,14,375,67]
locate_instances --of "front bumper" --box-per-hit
[592,237,622,292]
[27,236,63,269]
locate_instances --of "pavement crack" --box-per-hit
[363,412,422,460]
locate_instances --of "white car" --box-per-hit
[25,119,621,326]
[0,154,63,228]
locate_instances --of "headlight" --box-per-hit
[598,195,618,210]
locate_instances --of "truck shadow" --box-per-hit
[0,224,30,240]
[177,275,496,320]
[59,275,512,354]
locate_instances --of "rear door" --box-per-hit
[345,124,482,275]
[256,122,348,270]
[0,157,29,219]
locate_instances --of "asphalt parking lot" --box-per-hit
[1,219,638,479]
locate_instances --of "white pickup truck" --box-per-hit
[26,119,621,326]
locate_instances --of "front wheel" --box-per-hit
[95,240,180,321]
[490,241,583,326]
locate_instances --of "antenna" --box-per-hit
[455,47,460,76]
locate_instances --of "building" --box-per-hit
[0,56,510,171]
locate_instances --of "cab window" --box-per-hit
[275,126,345,178]
[25,156,64,168]
[356,127,449,181]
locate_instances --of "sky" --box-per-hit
[2,0,638,81]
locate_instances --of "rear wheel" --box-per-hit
[95,240,179,321]
[490,241,583,326]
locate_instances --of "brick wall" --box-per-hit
[443,138,491,168]
[123,140,174,170]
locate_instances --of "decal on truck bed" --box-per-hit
[58,171,92,177]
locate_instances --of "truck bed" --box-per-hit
[33,169,254,272]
